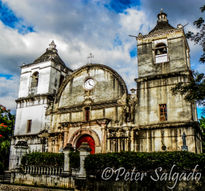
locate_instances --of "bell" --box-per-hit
[156,50,160,55]
[163,48,167,53]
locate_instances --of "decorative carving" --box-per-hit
[118,89,138,124]
[122,105,129,123]
[117,93,127,105]
[83,97,93,105]
[108,128,128,139]
[128,89,137,122]
[181,132,188,151]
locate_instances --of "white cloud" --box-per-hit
[119,9,150,35]
[0,76,19,110]
[0,0,204,112]
[0,0,141,111]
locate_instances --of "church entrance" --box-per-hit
[76,134,95,154]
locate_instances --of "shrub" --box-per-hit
[21,152,64,167]
[0,161,4,174]
[85,151,205,179]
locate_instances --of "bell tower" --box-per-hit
[9,41,72,169]
[134,10,201,153]
[15,41,72,136]
[9,41,73,169]
[137,9,190,78]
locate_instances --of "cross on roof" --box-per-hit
[87,53,94,64]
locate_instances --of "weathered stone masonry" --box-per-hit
[9,10,202,170]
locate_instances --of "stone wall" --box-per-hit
[0,184,73,191]
[3,178,204,191]
[82,179,205,191]
[14,104,47,136]
[18,61,51,98]
[58,65,127,108]
[13,173,74,188]
[47,64,128,153]
[11,173,74,189]
[136,74,195,125]
[133,126,201,153]
[137,29,189,78]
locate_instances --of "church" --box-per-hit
[9,11,202,169]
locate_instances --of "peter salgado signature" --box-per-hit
[101,165,201,189]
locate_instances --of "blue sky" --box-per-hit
[0,73,12,79]
[0,0,204,119]
[105,0,141,13]
[0,0,34,34]
[197,108,204,119]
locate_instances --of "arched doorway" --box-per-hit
[76,134,95,154]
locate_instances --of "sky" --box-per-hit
[0,0,204,118]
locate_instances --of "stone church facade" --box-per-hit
[9,11,202,169]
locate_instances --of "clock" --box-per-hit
[84,78,95,90]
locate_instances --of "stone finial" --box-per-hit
[48,40,57,52]
[138,33,143,39]
[78,142,91,152]
[157,9,168,22]
[63,143,74,151]
[130,88,136,94]
[177,24,183,29]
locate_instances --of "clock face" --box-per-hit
[84,78,95,90]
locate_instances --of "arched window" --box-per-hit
[30,72,39,95]
[154,43,168,63]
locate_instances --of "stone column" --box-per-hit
[107,136,111,152]
[14,141,28,169]
[78,142,91,178]
[130,129,134,151]
[63,143,73,174]
[101,126,107,153]
[118,138,120,152]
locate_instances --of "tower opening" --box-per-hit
[155,43,168,63]
[30,72,39,95]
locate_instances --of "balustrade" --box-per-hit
[24,166,63,175]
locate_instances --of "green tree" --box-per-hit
[199,116,205,152]
[0,105,15,173]
[172,5,205,107]
[172,5,205,153]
